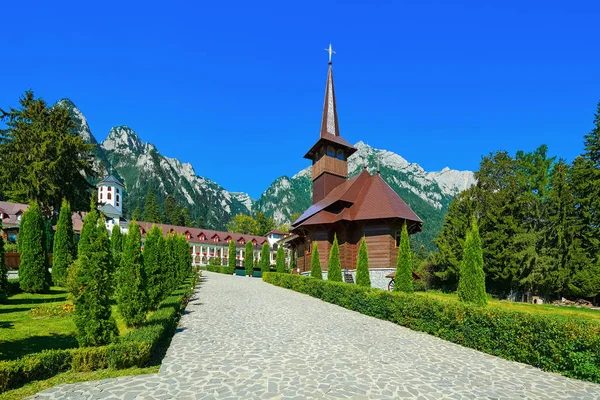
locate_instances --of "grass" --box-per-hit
[418,290,600,323]
[0,366,159,400]
[0,287,132,361]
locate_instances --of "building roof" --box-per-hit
[98,203,121,217]
[0,201,29,228]
[291,169,422,233]
[303,62,357,160]
[265,229,287,236]
[97,174,124,188]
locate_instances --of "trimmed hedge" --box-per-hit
[0,274,198,393]
[204,264,234,275]
[263,272,600,383]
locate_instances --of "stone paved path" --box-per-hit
[32,272,600,399]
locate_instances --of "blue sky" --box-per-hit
[1,0,599,199]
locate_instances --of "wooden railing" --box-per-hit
[312,156,348,180]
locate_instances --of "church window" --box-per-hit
[107,193,112,200]
[100,193,103,200]
[116,194,120,202]
[116,202,119,207]
[108,187,112,192]
[116,188,120,194]
[327,145,335,157]
[336,149,344,160]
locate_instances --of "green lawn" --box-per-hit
[0,287,131,361]
[418,290,600,323]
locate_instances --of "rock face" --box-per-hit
[60,99,475,247]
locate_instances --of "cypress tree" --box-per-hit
[310,242,322,279]
[244,241,254,276]
[276,246,286,273]
[260,243,271,273]
[228,240,237,272]
[394,222,414,293]
[52,199,75,287]
[0,234,7,302]
[356,237,371,287]
[117,221,147,327]
[73,212,118,346]
[143,226,163,309]
[457,219,488,306]
[327,234,342,281]
[287,249,295,273]
[19,203,50,293]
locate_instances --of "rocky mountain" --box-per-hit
[60,99,475,248]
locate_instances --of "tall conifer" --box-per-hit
[142,189,162,223]
[244,241,254,276]
[327,234,342,281]
[457,219,487,306]
[228,240,237,272]
[0,234,7,302]
[310,242,322,279]
[52,199,75,287]
[144,226,163,309]
[19,203,50,293]
[117,222,147,327]
[356,237,371,287]
[394,222,414,293]
[260,243,271,273]
[276,246,286,273]
[110,225,123,265]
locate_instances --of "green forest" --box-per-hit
[428,101,600,300]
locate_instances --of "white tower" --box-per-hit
[97,175,125,231]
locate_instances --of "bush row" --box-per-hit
[204,265,235,275]
[263,272,600,383]
[0,273,198,393]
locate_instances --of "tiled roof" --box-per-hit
[97,175,124,187]
[291,169,422,232]
[0,201,29,228]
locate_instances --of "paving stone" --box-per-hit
[29,272,600,399]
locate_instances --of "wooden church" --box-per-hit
[287,50,423,278]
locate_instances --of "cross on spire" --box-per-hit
[325,43,336,63]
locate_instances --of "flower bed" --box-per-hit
[0,274,198,393]
[263,272,600,383]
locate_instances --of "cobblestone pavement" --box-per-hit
[32,272,600,399]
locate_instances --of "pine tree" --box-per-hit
[260,242,271,273]
[276,246,286,273]
[144,226,164,309]
[52,199,75,287]
[310,242,322,279]
[19,203,50,293]
[457,219,488,306]
[228,240,237,272]
[73,211,118,346]
[356,237,371,287]
[117,221,147,327]
[394,222,414,293]
[327,234,342,281]
[131,205,141,221]
[244,241,254,276]
[0,234,7,302]
[142,189,162,224]
[181,207,193,227]
[164,195,183,226]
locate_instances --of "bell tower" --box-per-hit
[303,44,357,204]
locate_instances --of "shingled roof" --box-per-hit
[291,169,422,233]
[135,221,270,245]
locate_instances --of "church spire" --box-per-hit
[320,45,340,138]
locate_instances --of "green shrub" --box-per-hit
[19,203,50,293]
[276,246,286,273]
[0,349,72,392]
[117,221,147,327]
[394,222,413,293]
[244,241,254,276]
[413,279,427,292]
[52,199,76,287]
[327,234,342,282]
[263,272,600,383]
[206,262,235,275]
[4,242,18,253]
[0,234,7,302]
[71,346,108,372]
[457,219,487,306]
[355,237,371,287]
[310,242,322,279]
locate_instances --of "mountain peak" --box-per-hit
[56,98,97,144]
[102,125,144,154]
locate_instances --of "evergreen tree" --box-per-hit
[276,246,286,273]
[110,225,123,264]
[117,222,147,327]
[176,235,191,282]
[162,234,177,294]
[164,195,183,226]
[228,239,237,272]
[19,203,50,293]
[197,215,206,229]
[131,204,141,221]
[52,199,75,287]
[0,91,96,213]
[310,242,322,279]
[244,241,254,276]
[355,237,371,287]
[260,242,271,273]
[457,219,488,306]
[142,189,162,223]
[327,234,342,281]
[0,234,7,302]
[288,249,296,273]
[394,222,414,293]
[143,226,164,309]
[181,207,193,227]
[73,211,118,346]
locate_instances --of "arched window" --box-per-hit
[336,149,344,160]
[116,194,120,202]
[107,186,112,192]
[327,145,335,157]
[107,193,112,200]
[116,202,119,207]
[116,188,120,194]
[100,193,103,200]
